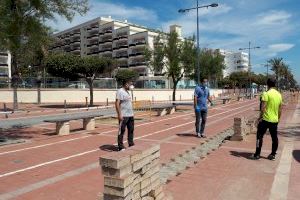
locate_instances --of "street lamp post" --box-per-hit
[238,41,260,98]
[179,1,218,84]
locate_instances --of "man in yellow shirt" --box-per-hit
[252,78,282,160]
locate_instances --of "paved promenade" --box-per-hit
[0,95,299,200]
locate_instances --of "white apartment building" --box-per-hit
[218,49,249,77]
[0,51,12,81]
[50,16,182,78]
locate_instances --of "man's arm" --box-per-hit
[194,95,197,109]
[278,103,282,122]
[259,101,266,120]
[115,99,123,121]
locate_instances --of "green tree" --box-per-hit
[115,69,139,85]
[45,53,114,106]
[145,31,196,101]
[198,48,225,87]
[0,0,88,109]
[267,58,283,88]
[229,71,249,93]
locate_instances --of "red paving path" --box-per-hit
[0,97,299,200]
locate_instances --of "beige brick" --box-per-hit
[151,178,161,191]
[142,158,160,174]
[150,173,160,184]
[100,151,132,169]
[103,193,132,200]
[133,182,141,194]
[101,164,132,178]
[141,177,151,189]
[154,192,165,200]
[104,174,134,188]
[141,165,160,182]
[149,186,162,197]
[130,144,160,163]
[142,196,154,200]
[141,183,153,196]
[132,174,142,186]
[133,156,151,172]
[104,184,132,197]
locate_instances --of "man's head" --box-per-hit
[201,78,208,87]
[122,79,134,90]
[267,78,276,89]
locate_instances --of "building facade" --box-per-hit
[218,49,249,77]
[50,17,181,78]
[0,51,11,84]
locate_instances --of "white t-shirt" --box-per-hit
[116,88,134,117]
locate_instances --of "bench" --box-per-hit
[237,94,245,101]
[220,97,231,104]
[44,113,103,135]
[151,104,176,116]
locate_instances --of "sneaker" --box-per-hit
[250,154,260,160]
[129,142,135,147]
[267,154,276,161]
[201,134,207,138]
[118,145,126,151]
[197,133,201,138]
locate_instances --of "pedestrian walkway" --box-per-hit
[165,100,300,200]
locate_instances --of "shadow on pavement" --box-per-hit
[176,133,198,138]
[230,151,267,160]
[99,144,119,152]
[293,150,300,163]
[0,128,35,140]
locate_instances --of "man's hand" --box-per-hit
[118,115,123,122]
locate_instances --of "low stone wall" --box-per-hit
[99,144,169,200]
[0,89,223,103]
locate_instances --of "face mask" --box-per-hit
[129,85,134,90]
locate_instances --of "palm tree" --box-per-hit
[267,58,284,88]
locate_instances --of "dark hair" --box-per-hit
[201,77,207,83]
[267,78,276,88]
[122,79,132,86]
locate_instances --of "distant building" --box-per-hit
[50,16,182,78]
[217,49,249,77]
[0,51,11,82]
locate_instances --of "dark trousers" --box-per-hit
[255,120,278,156]
[118,117,134,148]
[195,110,207,134]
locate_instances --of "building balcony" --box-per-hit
[129,61,146,67]
[100,47,113,53]
[129,52,144,57]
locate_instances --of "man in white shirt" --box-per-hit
[115,79,135,151]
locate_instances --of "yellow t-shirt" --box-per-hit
[261,88,282,123]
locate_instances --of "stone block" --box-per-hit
[83,117,95,130]
[141,165,160,182]
[103,193,132,200]
[141,158,160,174]
[155,192,165,200]
[104,184,132,197]
[101,165,132,178]
[104,174,134,188]
[100,151,131,169]
[142,196,154,200]
[56,121,70,135]
[141,183,153,196]
[130,144,160,163]
[141,177,151,189]
[149,186,162,197]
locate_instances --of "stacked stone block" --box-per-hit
[99,144,167,200]
[231,116,258,141]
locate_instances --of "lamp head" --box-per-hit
[178,9,186,13]
[210,3,219,7]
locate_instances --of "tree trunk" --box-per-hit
[87,79,94,106]
[37,85,41,104]
[172,78,179,102]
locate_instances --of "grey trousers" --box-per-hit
[195,110,207,134]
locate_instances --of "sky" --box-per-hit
[48,0,300,84]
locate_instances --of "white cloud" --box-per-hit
[47,1,158,32]
[268,43,295,52]
[256,10,292,25]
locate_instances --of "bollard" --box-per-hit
[134,97,136,102]
[85,97,88,108]
[180,95,182,101]
[4,103,8,118]
[106,98,108,106]
[169,95,171,101]
[64,100,67,113]
[152,96,154,102]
